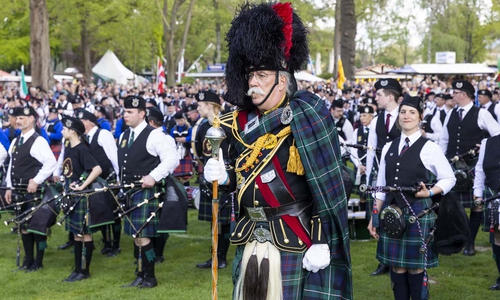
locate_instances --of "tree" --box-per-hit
[340,0,356,80]
[30,0,53,91]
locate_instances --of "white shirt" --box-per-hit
[375,131,456,201]
[473,138,488,198]
[88,126,120,179]
[350,126,369,168]
[6,128,57,187]
[481,101,500,125]
[366,106,399,182]
[423,112,443,143]
[439,101,500,154]
[118,120,179,181]
[334,117,354,145]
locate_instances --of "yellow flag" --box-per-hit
[337,58,346,89]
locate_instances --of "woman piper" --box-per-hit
[473,135,500,291]
[367,95,456,300]
[60,116,102,282]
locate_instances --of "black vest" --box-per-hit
[11,133,43,185]
[423,109,436,134]
[89,129,113,179]
[118,126,160,184]
[385,136,428,207]
[488,102,497,121]
[356,126,369,164]
[172,125,191,150]
[446,106,485,158]
[335,117,347,140]
[483,135,500,192]
[375,111,401,152]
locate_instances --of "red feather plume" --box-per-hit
[272,2,293,61]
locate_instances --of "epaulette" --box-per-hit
[219,111,234,129]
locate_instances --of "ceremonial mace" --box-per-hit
[205,115,226,300]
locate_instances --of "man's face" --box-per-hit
[187,110,199,121]
[375,89,392,110]
[360,113,374,126]
[124,109,145,128]
[452,90,470,107]
[445,99,455,109]
[478,95,490,106]
[16,116,34,131]
[49,112,58,120]
[247,70,284,112]
[167,106,176,115]
[332,107,344,119]
[434,97,445,108]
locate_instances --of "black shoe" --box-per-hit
[140,277,158,289]
[463,243,475,256]
[101,247,112,255]
[490,282,500,290]
[13,265,31,272]
[25,263,43,273]
[122,276,144,288]
[106,248,121,257]
[155,255,165,264]
[196,258,227,269]
[58,241,74,250]
[218,259,227,269]
[65,272,90,282]
[63,272,80,282]
[371,263,390,276]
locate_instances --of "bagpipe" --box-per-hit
[112,175,189,237]
[448,147,479,193]
[340,142,382,154]
[366,183,470,255]
[359,183,433,194]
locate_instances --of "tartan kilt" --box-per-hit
[197,188,234,225]
[377,197,438,269]
[50,144,62,161]
[233,244,308,300]
[12,192,42,231]
[482,189,499,233]
[124,187,160,238]
[454,189,474,208]
[174,155,193,176]
[65,195,97,235]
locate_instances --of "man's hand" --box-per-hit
[175,137,186,143]
[302,244,331,273]
[367,218,379,239]
[141,175,156,188]
[27,179,38,194]
[5,189,12,204]
[359,165,366,175]
[53,176,60,183]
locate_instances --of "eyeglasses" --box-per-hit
[246,71,276,82]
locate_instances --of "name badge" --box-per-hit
[261,170,276,183]
[244,115,260,134]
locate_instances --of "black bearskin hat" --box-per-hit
[224,2,309,110]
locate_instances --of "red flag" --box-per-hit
[157,57,165,94]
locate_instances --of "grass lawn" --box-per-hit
[1,208,500,299]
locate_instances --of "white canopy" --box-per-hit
[294,71,325,82]
[92,50,135,85]
[389,63,496,75]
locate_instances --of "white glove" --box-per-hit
[302,244,331,273]
[204,148,228,184]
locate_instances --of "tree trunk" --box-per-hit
[333,0,341,78]
[30,0,53,92]
[81,18,92,82]
[340,0,356,81]
[213,0,221,64]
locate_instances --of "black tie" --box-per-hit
[457,108,463,121]
[18,136,24,146]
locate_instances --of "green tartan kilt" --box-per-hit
[377,197,438,269]
[482,189,499,232]
[455,189,474,208]
[12,192,43,231]
[65,195,97,235]
[124,187,159,238]
[197,189,233,225]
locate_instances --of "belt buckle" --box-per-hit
[251,227,273,243]
[246,206,268,222]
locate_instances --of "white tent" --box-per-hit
[92,50,135,85]
[294,71,325,82]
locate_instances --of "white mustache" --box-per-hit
[247,87,265,96]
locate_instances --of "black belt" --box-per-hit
[244,198,312,222]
